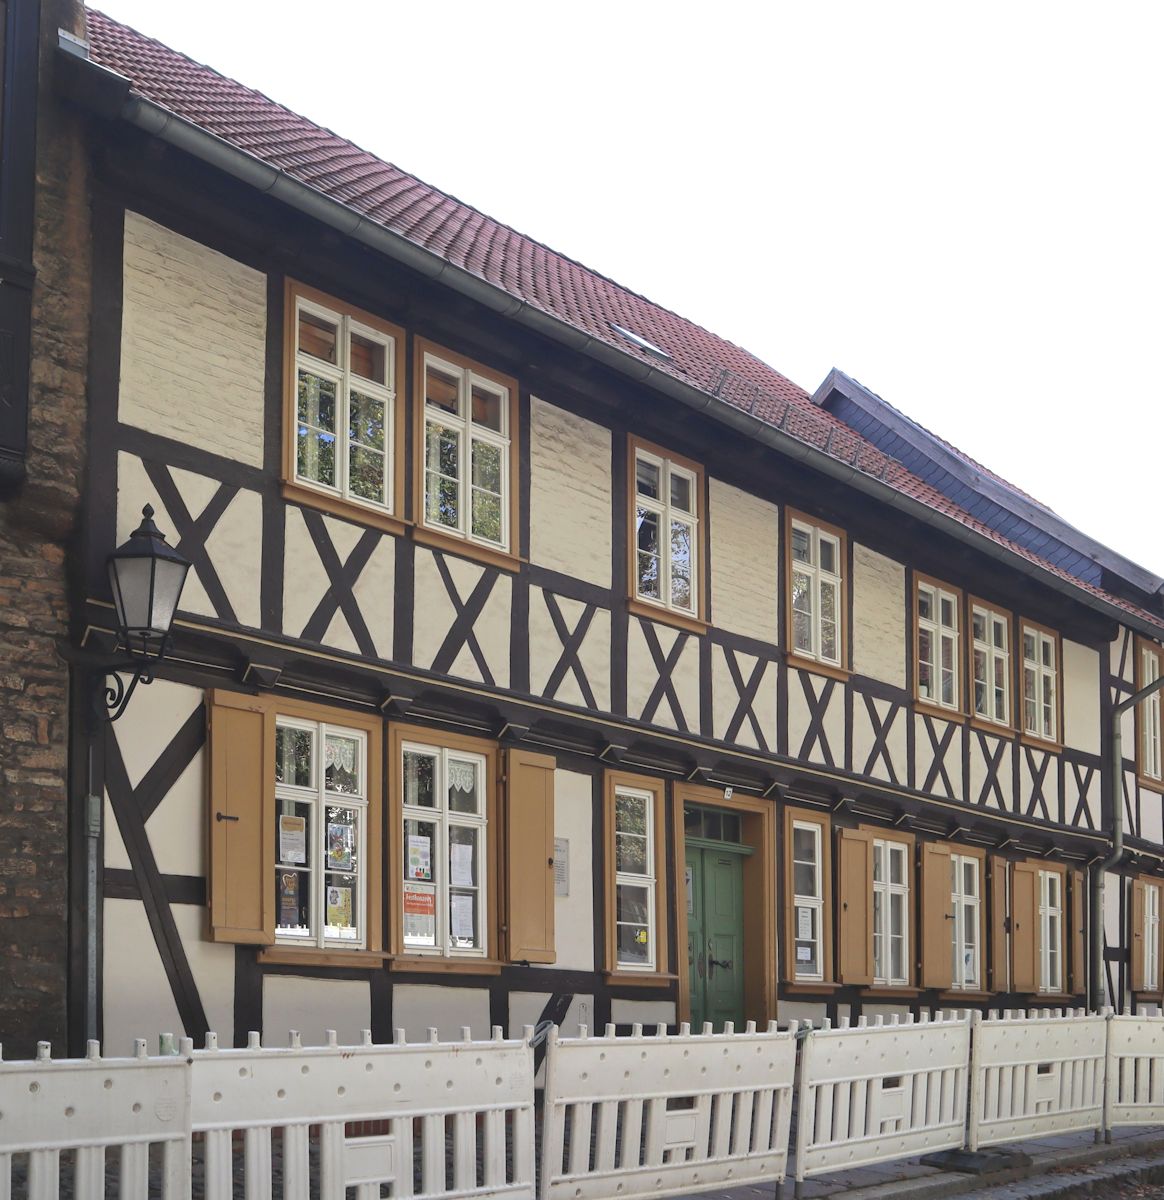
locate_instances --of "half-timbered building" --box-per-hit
[10,7,1164,1055]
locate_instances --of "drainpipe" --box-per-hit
[1091,672,1164,1008]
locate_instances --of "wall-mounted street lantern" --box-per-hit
[99,504,191,721]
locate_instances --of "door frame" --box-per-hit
[673,783,776,1026]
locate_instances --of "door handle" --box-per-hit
[215,812,239,823]
[709,958,733,971]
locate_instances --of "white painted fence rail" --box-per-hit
[540,1021,796,1200]
[0,1027,535,1200]
[793,1013,971,1182]
[1105,1013,1164,1129]
[968,1009,1106,1150]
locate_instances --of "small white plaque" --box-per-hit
[797,906,813,941]
[554,837,569,896]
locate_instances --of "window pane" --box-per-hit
[819,537,836,575]
[636,457,659,499]
[403,751,436,808]
[349,332,386,384]
[795,906,819,975]
[940,596,955,628]
[276,797,312,869]
[349,390,385,452]
[425,423,460,530]
[276,867,311,937]
[326,806,358,873]
[1024,631,1036,661]
[324,734,360,795]
[403,882,436,947]
[889,846,905,885]
[472,490,503,544]
[1042,638,1054,668]
[276,726,313,788]
[297,372,337,486]
[616,884,651,964]
[617,830,648,875]
[450,889,480,949]
[471,440,504,544]
[670,472,692,513]
[793,860,816,897]
[299,310,337,363]
[325,872,359,939]
[447,757,480,814]
[993,619,1007,649]
[637,509,660,599]
[670,519,692,610]
[404,818,436,883]
[349,444,385,504]
[972,610,986,641]
[793,826,817,867]
[470,382,503,431]
[449,824,479,886]
[890,932,904,982]
[918,587,933,621]
[425,363,460,414]
[791,527,811,564]
[615,793,648,839]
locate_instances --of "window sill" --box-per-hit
[390,956,504,976]
[1020,991,1082,1003]
[858,985,923,998]
[603,970,678,988]
[937,989,995,1002]
[626,598,709,637]
[1019,732,1064,753]
[281,480,408,537]
[411,523,522,573]
[259,946,391,969]
[1137,773,1164,794]
[781,980,842,994]
[914,700,966,724]
[970,715,1015,738]
[785,653,849,684]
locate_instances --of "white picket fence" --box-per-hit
[6,1011,1164,1200]
[540,1020,796,1200]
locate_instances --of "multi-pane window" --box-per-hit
[614,787,657,971]
[972,604,1010,726]
[950,854,980,990]
[274,718,367,949]
[917,581,960,710]
[873,839,909,986]
[422,352,510,549]
[1146,883,1161,994]
[401,742,488,956]
[1022,625,1058,741]
[790,518,843,666]
[1140,645,1162,782]
[634,447,699,616]
[294,294,396,510]
[792,821,824,981]
[1038,869,1063,993]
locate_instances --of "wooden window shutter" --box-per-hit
[920,842,953,990]
[505,748,556,964]
[1011,862,1039,993]
[836,827,874,985]
[1131,878,1146,993]
[207,691,274,944]
[990,856,1009,992]
[1069,869,1085,995]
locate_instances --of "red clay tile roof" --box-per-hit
[85,8,1163,634]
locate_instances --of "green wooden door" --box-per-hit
[686,844,745,1031]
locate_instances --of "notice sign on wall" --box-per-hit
[403,884,435,945]
[554,838,569,896]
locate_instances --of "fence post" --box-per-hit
[966,1009,983,1152]
[793,1024,814,1193]
[539,1025,561,1200]
[1102,1009,1115,1144]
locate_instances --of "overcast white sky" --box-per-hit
[92,1,1164,578]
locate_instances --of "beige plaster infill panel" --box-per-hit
[391,984,491,1042]
[1062,639,1101,755]
[711,645,776,751]
[610,999,675,1028]
[262,975,371,1047]
[102,898,182,1057]
[120,212,267,466]
[708,478,778,644]
[852,544,906,689]
[175,905,235,1046]
[627,617,699,732]
[913,712,964,800]
[968,731,1011,810]
[851,692,906,784]
[551,768,595,972]
[508,992,594,1040]
[529,397,612,588]
[786,667,845,767]
[1019,743,1058,820]
[529,590,611,712]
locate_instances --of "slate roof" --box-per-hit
[84,9,1163,634]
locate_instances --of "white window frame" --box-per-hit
[274,717,369,951]
[614,785,657,972]
[633,446,700,617]
[950,853,981,991]
[790,518,843,667]
[1141,645,1162,782]
[917,580,960,711]
[294,295,396,512]
[1146,882,1161,993]
[873,838,910,986]
[421,351,510,551]
[972,603,1011,726]
[1022,624,1058,742]
[1038,869,1063,993]
[401,741,489,959]
[792,820,824,982]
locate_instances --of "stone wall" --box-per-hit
[0,0,89,1056]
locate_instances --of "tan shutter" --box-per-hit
[505,748,556,964]
[921,842,954,990]
[1069,869,1086,995]
[1011,862,1039,993]
[990,856,1009,992]
[837,827,874,985]
[1131,878,1146,994]
[207,691,274,944]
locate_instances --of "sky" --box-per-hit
[91,1,1164,578]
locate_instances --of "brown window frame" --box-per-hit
[784,507,849,681]
[967,596,1015,733]
[1132,874,1164,997]
[282,280,408,535]
[1135,637,1163,790]
[926,841,988,996]
[782,806,833,987]
[912,573,966,719]
[413,338,521,572]
[603,769,673,984]
[1018,618,1064,749]
[626,435,708,635]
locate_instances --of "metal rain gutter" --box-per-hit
[57,36,1164,645]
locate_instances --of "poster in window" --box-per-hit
[450,842,474,887]
[797,906,813,942]
[326,885,352,928]
[450,893,475,942]
[403,884,436,945]
[327,821,353,870]
[407,834,431,881]
[278,871,301,928]
[279,815,307,865]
